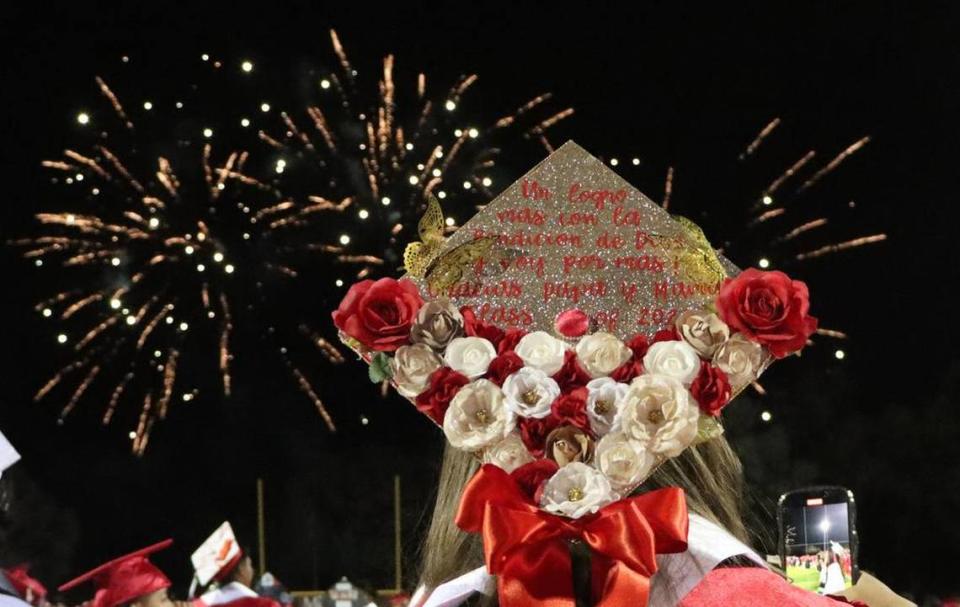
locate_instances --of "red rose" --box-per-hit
[497,328,528,354]
[554,308,589,338]
[610,334,649,382]
[610,359,643,383]
[551,350,591,392]
[625,333,651,358]
[511,459,559,503]
[716,269,818,358]
[551,387,591,433]
[461,306,506,347]
[652,327,680,343]
[485,351,524,386]
[519,416,561,458]
[415,367,470,425]
[690,363,733,416]
[332,278,423,352]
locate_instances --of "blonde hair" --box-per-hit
[418,435,752,600]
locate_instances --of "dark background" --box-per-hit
[1,1,959,602]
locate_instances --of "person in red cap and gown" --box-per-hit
[58,540,175,607]
[1,566,46,607]
[193,552,277,607]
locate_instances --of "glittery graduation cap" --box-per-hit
[334,140,816,517]
[401,140,740,339]
[58,540,173,607]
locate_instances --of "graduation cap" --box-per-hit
[191,522,242,587]
[58,540,173,607]
[0,429,20,479]
[335,140,817,517]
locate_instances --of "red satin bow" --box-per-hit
[455,464,689,607]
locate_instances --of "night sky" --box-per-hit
[2,2,959,602]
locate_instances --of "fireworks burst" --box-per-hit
[14,31,570,454]
[602,117,887,352]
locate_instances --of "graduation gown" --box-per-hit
[194,582,280,607]
[0,573,30,607]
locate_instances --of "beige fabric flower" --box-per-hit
[502,367,560,419]
[443,379,514,451]
[443,336,497,379]
[545,425,595,467]
[390,344,443,397]
[540,462,614,519]
[619,374,699,458]
[712,333,767,391]
[676,310,730,358]
[483,434,535,473]
[575,332,632,378]
[585,377,629,435]
[642,340,702,386]
[595,432,657,491]
[410,298,464,350]
[514,331,567,375]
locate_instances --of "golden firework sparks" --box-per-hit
[19,32,568,453]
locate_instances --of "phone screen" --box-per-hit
[780,490,856,594]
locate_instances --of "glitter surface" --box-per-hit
[405,140,740,342]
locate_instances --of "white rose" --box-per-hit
[676,310,730,358]
[595,432,657,491]
[642,340,702,386]
[540,461,614,519]
[712,333,767,392]
[443,336,497,379]
[585,377,629,435]
[502,367,561,420]
[483,434,535,473]
[514,331,567,375]
[391,344,443,398]
[575,332,632,378]
[619,374,699,458]
[443,379,514,451]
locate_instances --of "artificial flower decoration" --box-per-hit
[716,268,818,358]
[333,142,816,607]
[332,277,423,352]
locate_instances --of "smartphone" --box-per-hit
[777,486,859,594]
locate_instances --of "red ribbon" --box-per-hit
[455,464,689,607]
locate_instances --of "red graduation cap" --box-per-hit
[58,540,173,607]
[4,565,47,601]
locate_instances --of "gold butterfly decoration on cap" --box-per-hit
[403,194,506,295]
[652,215,727,284]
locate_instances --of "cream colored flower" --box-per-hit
[642,340,702,386]
[575,332,632,378]
[443,379,514,451]
[514,331,567,375]
[410,298,464,350]
[540,462,614,519]
[585,377,629,435]
[712,333,767,391]
[595,432,657,490]
[619,374,698,458]
[502,367,560,419]
[483,434,535,473]
[443,336,497,379]
[390,344,443,397]
[676,310,730,358]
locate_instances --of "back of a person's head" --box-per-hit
[418,433,751,603]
